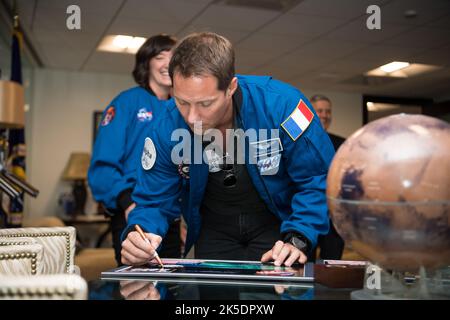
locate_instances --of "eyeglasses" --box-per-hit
[220,162,236,188]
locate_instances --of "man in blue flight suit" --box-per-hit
[88,35,181,265]
[121,32,335,267]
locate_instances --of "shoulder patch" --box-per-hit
[281,99,314,141]
[141,137,157,170]
[101,106,115,126]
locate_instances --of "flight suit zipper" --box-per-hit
[236,113,278,214]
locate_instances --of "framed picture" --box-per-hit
[92,110,103,146]
[101,258,314,283]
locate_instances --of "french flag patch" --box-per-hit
[281,99,314,141]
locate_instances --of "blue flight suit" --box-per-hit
[88,86,168,211]
[126,75,335,256]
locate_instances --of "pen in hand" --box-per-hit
[134,224,164,268]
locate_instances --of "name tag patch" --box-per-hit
[257,154,281,175]
[250,138,283,175]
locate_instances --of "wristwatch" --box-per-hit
[283,232,310,254]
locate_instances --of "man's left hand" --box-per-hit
[261,240,307,267]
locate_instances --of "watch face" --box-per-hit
[291,237,307,251]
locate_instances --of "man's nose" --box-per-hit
[187,106,200,124]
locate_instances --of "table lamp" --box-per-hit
[0,79,27,227]
[62,152,90,216]
[0,80,39,201]
[0,80,24,128]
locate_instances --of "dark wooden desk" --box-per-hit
[61,214,111,248]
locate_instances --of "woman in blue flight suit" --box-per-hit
[88,34,182,265]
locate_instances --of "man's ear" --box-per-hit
[227,77,238,97]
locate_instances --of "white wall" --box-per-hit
[26,68,134,217]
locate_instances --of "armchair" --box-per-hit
[0,226,76,274]
[0,274,87,300]
[0,216,116,281]
[0,237,44,275]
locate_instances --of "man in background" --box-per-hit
[310,94,345,151]
[310,94,345,260]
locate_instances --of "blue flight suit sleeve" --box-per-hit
[88,95,134,211]
[124,121,183,240]
[269,81,334,249]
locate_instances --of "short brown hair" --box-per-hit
[169,32,235,91]
[310,94,331,104]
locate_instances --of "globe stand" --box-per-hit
[351,264,450,300]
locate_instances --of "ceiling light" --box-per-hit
[365,63,441,78]
[98,35,146,54]
[113,35,133,49]
[129,37,146,50]
[380,61,410,73]
[213,0,302,12]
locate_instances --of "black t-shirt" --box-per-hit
[201,162,269,217]
[200,89,272,216]
[200,133,269,218]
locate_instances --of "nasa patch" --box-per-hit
[141,137,156,170]
[137,108,153,122]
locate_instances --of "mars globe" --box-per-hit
[327,114,450,272]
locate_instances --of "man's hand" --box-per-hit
[261,240,307,267]
[274,284,290,295]
[124,203,136,222]
[121,231,162,266]
[120,280,160,300]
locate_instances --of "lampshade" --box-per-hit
[0,80,25,128]
[62,152,90,180]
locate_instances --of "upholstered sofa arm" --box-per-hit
[0,227,76,274]
[0,243,44,276]
[0,237,38,247]
[0,274,88,300]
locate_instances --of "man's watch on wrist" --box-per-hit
[283,233,310,254]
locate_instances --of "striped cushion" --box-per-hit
[0,274,87,300]
[0,227,76,274]
[0,243,44,276]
